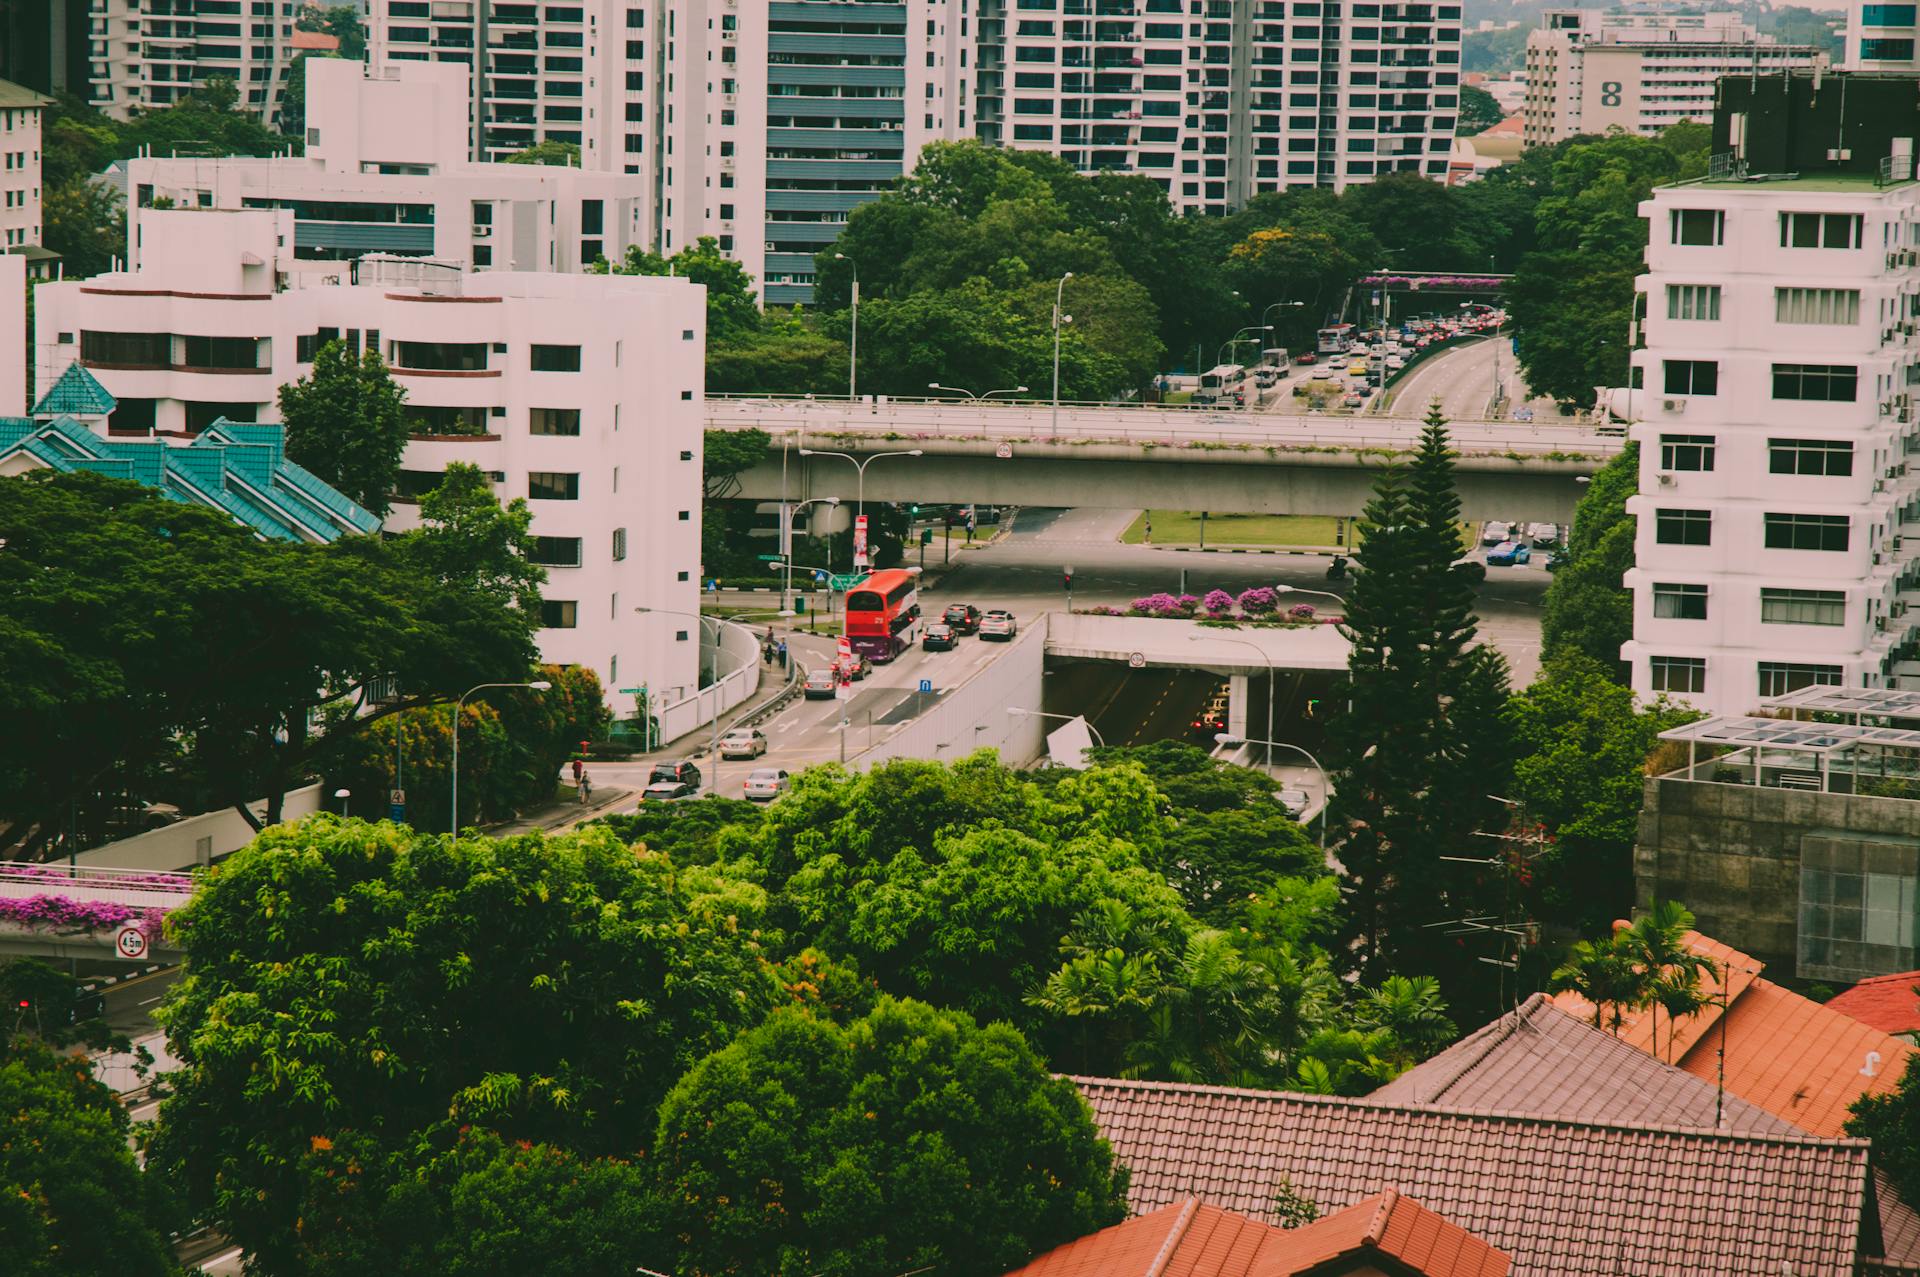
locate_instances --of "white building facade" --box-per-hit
[33,207,709,723]
[1622,175,1920,714]
[1845,0,1919,71]
[88,0,304,121]
[0,80,49,255]
[1523,10,1826,148]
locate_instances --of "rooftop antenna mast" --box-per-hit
[1433,795,1551,1014]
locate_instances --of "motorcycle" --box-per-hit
[1326,556,1349,581]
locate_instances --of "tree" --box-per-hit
[650,998,1130,1277]
[297,3,367,59]
[0,960,123,1052]
[1847,1051,1920,1208]
[1541,443,1638,675]
[1456,85,1505,136]
[1548,932,1646,1034]
[0,1040,178,1277]
[596,235,763,344]
[148,818,783,1273]
[1620,900,1717,1063]
[277,338,413,518]
[502,139,581,166]
[401,461,545,620]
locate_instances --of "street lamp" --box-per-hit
[779,495,839,614]
[1189,633,1276,768]
[836,252,859,401]
[333,787,351,817]
[1051,271,1074,436]
[1273,583,1347,610]
[928,382,1029,400]
[1216,324,1273,371]
[1007,707,1106,748]
[451,679,553,836]
[1261,301,1304,362]
[634,607,765,798]
[797,447,924,568]
[1214,732,1332,849]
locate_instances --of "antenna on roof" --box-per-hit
[1432,796,1550,1016]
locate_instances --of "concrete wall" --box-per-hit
[0,252,23,415]
[658,620,764,748]
[849,618,1050,770]
[73,784,323,872]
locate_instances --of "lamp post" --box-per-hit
[796,447,924,569]
[633,607,765,798]
[928,383,1029,400]
[1007,707,1106,748]
[1261,302,1304,364]
[1273,583,1347,611]
[451,679,553,836]
[1214,732,1332,849]
[333,788,351,817]
[1190,633,1276,768]
[836,252,859,401]
[779,496,839,615]
[1216,324,1272,370]
[1051,271,1074,436]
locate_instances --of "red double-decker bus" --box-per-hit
[843,567,921,662]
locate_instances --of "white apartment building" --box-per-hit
[1622,175,1920,714]
[126,59,649,277]
[0,80,50,255]
[33,207,709,722]
[980,0,1462,210]
[1845,0,1919,70]
[1522,10,1826,148]
[88,0,306,122]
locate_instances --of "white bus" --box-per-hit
[1195,363,1250,406]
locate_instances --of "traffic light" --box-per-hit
[909,504,920,517]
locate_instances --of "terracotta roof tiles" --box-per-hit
[1829,972,1920,1039]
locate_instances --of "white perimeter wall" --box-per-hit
[658,621,764,747]
[73,784,323,872]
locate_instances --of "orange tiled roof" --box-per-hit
[1829,972,1920,1038]
[1003,1194,1510,1277]
[1482,115,1525,137]
[1546,929,1911,1138]
[290,28,339,51]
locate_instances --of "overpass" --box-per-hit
[708,397,1624,525]
[0,864,191,961]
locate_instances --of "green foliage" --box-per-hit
[1541,442,1638,674]
[296,4,367,59]
[403,461,546,620]
[708,326,849,394]
[276,339,413,518]
[148,817,783,1273]
[1456,85,1506,136]
[0,1040,178,1277]
[1847,1051,1920,1208]
[0,960,124,1053]
[1548,902,1716,1054]
[1462,24,1529,72]
[503,139,582,167]
[596,235,763,344]
[651,998,1130,1277]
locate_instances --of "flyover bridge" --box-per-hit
[0,864,191,960]
[708,397,1623,525]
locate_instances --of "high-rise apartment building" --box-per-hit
[1622,72,1920,714]
[979,0,1461,211]
[0,81,50,258]
[88,0,306,122]
[1844,0,1919,70]
[1523,9,1825,149]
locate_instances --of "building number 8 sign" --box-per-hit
[1599,81,1623,107]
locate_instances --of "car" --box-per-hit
[1341,392,1365,408]
[742,767,791,802]
[648,760,701,788]
[979,609,1018,640]
[1480,520,1514,546]
[1347,361,1369,376]
[1545,550,1566,573]
[1486,541,1532,566]
[1525,522,1561,547]
[642,780,698,802]
[1278,788,1312,817]
[1385,355,1407,370]
[1293,351,1317,365]
[803,668,838,700]
[838,653,873,681]
[923,622,958,651]
[719,728,767,760]
[943,603,982,634]
[1310,366,1336,381]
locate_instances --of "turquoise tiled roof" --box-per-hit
[30,363,118,418]
[0,415,377,543]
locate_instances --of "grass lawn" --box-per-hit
[1120,510,1353,548]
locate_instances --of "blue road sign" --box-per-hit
[918,679,933,694]
[814,570,827,583]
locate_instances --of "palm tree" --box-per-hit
[1621,900,1719,1063]
[1357,975,1457,1072]
[1549,934,1646,1035]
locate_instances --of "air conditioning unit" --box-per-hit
[765,240,778,251]
[1663,397,1686,413]
[723,92,736,103]
[1656,471,1675,485]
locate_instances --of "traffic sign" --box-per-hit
[995,442,1013,459]
[853,514,870,568]
[918,678,933,694]
[813,570,827,583]
[757,553,784,562]
[388,788,405,806]
[1128,652,1146,669]
[618,686,647,695]
[114,925,148,962]
[828,573,863,590]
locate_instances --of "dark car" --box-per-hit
[923,622,958,651]
[648,760,701,788]
[839,653,873,681]
[642,780,698,802]
[943,603,982,634]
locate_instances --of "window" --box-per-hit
[80,330,170,367]
[1776,287,1861,325]
[530,344,582,371]
[410,405,489,435]
[180,336,261,370]
[1761,588,1846,626]
[1780,212,1864,249]
[1660,434,1715,471]
[1866,873,1917,948]
[540,599,579,629]
[529,536,583,567]
[1769,438,1854,476]
[529,407,581,436]
[612,527,627,560]
[1663,360,1718,396]
[1670,208,1724,246]
[1666,285,1720,321]
[1863,4,1918,25]
[1757,661,1843,697]
[1862,37,1917,57]
[1764,513,1850,551]
[1655,509,1712,546]
[394,341,488,371]
[1773,364,1858,402]
[1652,583,1708,620]
[1649,656,1706,694]
[527,471,580,500]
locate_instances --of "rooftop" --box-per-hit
[1684,172,1909,193]
[1765,686,1920,719]
[0,79,52,110]
[1828,972,1920,1039]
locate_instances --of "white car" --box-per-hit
[719,728,767,760]
[979,610,1018,640]
[743,767,791,802]
[1279,788,1311,817]
[1480,520,1514,546]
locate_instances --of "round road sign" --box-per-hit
[995,442,1014,459]
[114,924,148,961]
[1128,652,1146,669]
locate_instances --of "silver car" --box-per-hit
[719,728,767,759]
[979,609,1018,641]
[742,768,790,802]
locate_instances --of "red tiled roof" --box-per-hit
[1830,972,1920,1038]
[1073,1075,1875,1277]
[290,28,339,51]
[1481,115,1524,137]
[1003,1193,1509,1277]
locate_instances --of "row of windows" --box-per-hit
[1669,208,1870,249]
[1648,657,1842,697]
[1664,285,1863,326]
[1654,508,1853,552]
[528,527,629,570]
[1658,434,1856,476]
[1650,583,1848,626]
[1661,360,1859,403]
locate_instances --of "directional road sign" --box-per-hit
[918,679,933,694]
[828,573,864,591]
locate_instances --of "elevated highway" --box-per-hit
[708,397,1623,525]
[0,864,191,960]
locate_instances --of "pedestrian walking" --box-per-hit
[777,639,789,669]
[577,769,592,804]
[763,640,773,664]
[571,758,583,784]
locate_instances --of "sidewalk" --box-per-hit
[485,784,635,837]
